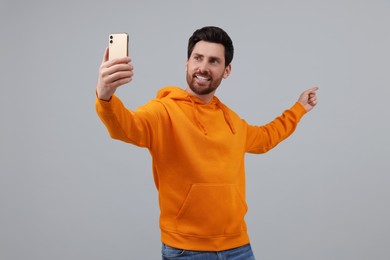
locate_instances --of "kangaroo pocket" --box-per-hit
[175,183,248,237]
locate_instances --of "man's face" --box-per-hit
[186,41,231,96]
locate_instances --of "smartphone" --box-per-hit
[108,33,129,61]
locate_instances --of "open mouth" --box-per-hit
[195,75,211,82]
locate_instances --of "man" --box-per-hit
[95,26,318,260]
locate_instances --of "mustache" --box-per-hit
[194,71,211,77]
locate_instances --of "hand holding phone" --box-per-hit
[96,34,132,101]
[108,33,129,61]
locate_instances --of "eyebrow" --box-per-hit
[192,53,223,62]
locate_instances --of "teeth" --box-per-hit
[196,75,210,81]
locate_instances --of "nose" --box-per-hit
[198,61,209,74]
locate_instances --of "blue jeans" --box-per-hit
[161,243,255,260]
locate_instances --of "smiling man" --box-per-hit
[186,40,231,102]
[95,26,318,260]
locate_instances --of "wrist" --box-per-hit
[95,90,112,102]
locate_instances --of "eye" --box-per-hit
[210,58,219,64]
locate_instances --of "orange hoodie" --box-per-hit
[95,86,307,251]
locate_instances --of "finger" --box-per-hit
[308,86,319,93]
[111,56,131,65]
[103,56,132,69]
[106,75,133,89]
[309,94,318,103]
[102,64,133,83]
[105,70,133,84]
[102,63,133,78]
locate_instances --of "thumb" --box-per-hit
[102,47,109,63]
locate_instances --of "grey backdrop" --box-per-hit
[1,0,389,259]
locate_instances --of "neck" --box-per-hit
[185,87,215,104]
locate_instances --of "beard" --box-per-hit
[186,71,224,96]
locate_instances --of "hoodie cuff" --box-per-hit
[291,102,307,119]
[95,94,119,113]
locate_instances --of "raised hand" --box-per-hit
[96,47,133,101]
[298,87,319,112]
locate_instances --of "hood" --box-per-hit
[156,86,236,135]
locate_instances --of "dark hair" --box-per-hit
[187,26,234,67]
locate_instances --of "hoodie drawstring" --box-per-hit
[188,95,236,135]
[188,96,208,135]
[214,97,237,135]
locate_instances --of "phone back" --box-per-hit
[108,33,128,60]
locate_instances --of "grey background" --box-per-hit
[1,0,389,259]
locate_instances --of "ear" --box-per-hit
[223,64,232,79]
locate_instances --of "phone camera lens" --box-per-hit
[110,35,113,39]
[110,40,113,44]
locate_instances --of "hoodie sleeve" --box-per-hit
[95,95,157,148]
[245,102,307,154]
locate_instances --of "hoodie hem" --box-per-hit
[160,228,250,251]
